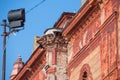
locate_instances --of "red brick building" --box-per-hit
[10,0,120,80]
[10,12,74,80]
[62,0,120,80]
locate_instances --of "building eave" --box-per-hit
[62,0,100,38]
[53,12,76,28]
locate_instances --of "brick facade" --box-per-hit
[10,0,120,80]
[62,0,120,80]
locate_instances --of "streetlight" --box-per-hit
[1,8,25,80]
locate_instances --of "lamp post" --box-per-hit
[1,8,25,80]
[1,19,7,80]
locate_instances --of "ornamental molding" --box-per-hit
[67,11,118,75]
[68,3,101,42]
[79,64,93,80]
[38,32,68,50]
[62,0,102,37]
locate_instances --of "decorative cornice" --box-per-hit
[62,0,101,38]
[38,32,68,50]
[53,12,76,28]
[69,5,100,43]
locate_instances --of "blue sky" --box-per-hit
[0,0,81,80]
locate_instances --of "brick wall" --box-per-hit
[69,46,101,80]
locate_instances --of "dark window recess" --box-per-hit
[82,71,87,80]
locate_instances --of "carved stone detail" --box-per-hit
[38,32,68,50]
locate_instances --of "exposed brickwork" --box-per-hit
[55,51,68,80]
[100,18,117,79]
[63,0,120,80]
[11,0,120,80]
[69,46,101,80]
[117,1,120,79]
[38,28,68,80]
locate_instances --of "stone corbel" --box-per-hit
[38,32,68,49]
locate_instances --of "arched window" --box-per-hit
[79,64,93,80]
[82,71,87,80]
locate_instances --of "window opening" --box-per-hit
[82,71,87,80]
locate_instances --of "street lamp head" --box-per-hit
[1,8,25,80]
[8,8,25,28]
